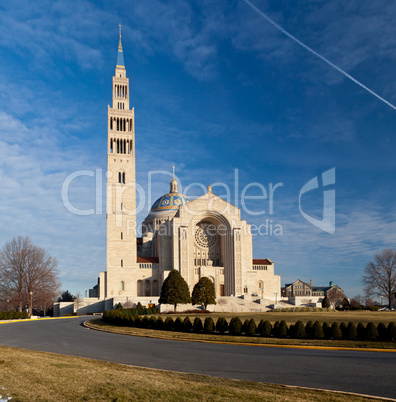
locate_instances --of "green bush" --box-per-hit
[242,319,250,334]
[340,322,348,339]
[134,316,141,328]
[330,322,342,340]
[293,321,306,339]
[204,317,215,334]
[322,322,331,339]
[193,317,203,333]
[245,318,257,336]
[377,322,387,341]
[174,317,183,332]
[155,317,164,330]
[288,324,294,338]
[182,317,192,333]
[140,316,149,328]
[164,317,174,331]
[216,317,228,334]
[357,322,366,340]
[366,322,379,341]
[278,320,288,338]
[258,320,272,337]
[148,316,157,329]
[305,321,314,339]
[312,321,324,339]
[387,322,396,341]
[0,311,28,320]
[229,317,242,336]
[346,322,357,340]
[273,321,280,337]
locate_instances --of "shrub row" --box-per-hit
[114,304,158,316]
[272,307,334,313]
[102,311,396,342]
[0,311,29,320]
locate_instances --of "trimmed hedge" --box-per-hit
[101,311,396,342]
[0,311,29,320]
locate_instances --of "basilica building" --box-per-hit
[92,32,281,308]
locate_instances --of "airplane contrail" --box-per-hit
[242,0,396,111]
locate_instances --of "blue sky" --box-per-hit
[0,0,395,298]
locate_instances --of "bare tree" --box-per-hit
[350,294,364,307]
[362,249,396,309]
[0,236,60,313]
[326,286,346,308]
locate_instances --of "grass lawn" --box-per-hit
[0,345,386,401]
[88,319,396,350]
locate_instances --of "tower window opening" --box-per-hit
[122,172,125,183]
[110,118,113,130]
[110,139,113,153]
[121,259,123,267]
[121,203,123,210]
[121,232,123,240]
[120,281,125,290]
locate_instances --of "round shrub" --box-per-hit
[242,319,250,334]
[288,324,294,338]
[182,317,192,333]
[273,321,280,337]
[357,322,366,340]
[174,317,183,332]
[387,322,396,341]
[245,318,257,337]
[216,317,228,334]
[312,321,324,339]
[148,316,157,329]
[134,316,141,328]
[155,317,164,330]
[278,320,288,338]
[305,321,314,339]
[204,317,215,334]
[164,317,174,331]
[322,322,331,339]
[193,317,203,333]
[229,317,242,336]
[258,320,272,337]
[140,316,150,329]
[366,322,379,341]
[330,322,342,340]
[340,322,348,339]
[346,322,357,340]
[377,322,387,341]
[294,321,306,339]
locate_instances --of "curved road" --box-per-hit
[0,317,395,399]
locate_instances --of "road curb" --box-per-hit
[83,319,396,353]
[0,316,81,324]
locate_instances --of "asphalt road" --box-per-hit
[0,317,395,399]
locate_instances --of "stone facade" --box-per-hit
[89,33,281,307]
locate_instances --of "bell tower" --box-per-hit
[103,26,137,298]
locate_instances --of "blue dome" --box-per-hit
[150,192,190,214]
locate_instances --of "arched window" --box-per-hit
[118,172,122,183]
[110,139,113,153]
[122,172,125,184]
[120,281,125,291]
[121,259,123,267]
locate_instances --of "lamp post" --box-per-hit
[29,291,33,318]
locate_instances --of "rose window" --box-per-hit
[194,224,217,248]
